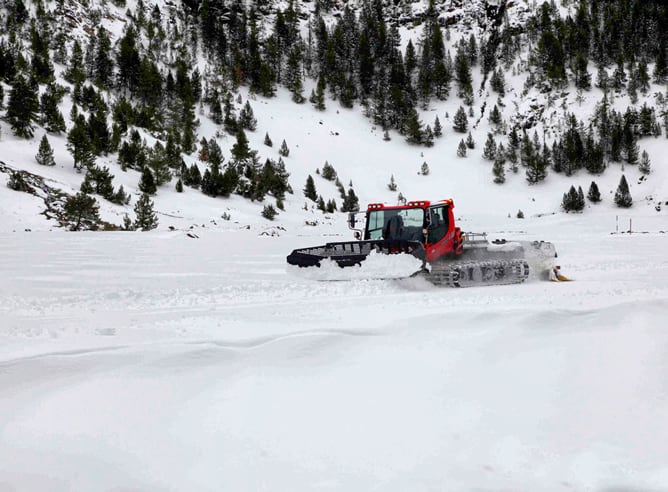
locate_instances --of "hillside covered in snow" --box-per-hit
[0,0,666,231]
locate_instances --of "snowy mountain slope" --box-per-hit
[1,0,667,234]
[2,79,666,233]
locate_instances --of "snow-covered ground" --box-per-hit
[2,2,668,488]
[1,210,667,491]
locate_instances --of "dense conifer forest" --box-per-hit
[0,0,666,227]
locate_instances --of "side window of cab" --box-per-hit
[427,207,449,243]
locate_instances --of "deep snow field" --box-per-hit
[1,209,667,492]
[1,4,668,483]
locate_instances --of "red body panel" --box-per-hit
[364,199,463,262]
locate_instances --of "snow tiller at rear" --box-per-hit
[287,199,559,287]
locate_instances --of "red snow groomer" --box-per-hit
[287,199,558,287]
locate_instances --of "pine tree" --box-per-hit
[146,142,172,186]
[423,126,434,147]
[6,73,39,138]
[614,175,632,208]
[540,141,552,176]
[207,138,224,169]
[239,101,258,131]
[93,26,114,89]
[35,135,56,166]
[286,46,305,103]
[65,39,86,85]
[40,83,66,134]
[117,26,141,94]
[453,106,468,133]
[639,150,651,175]
[210,90,223,125]
[121,214,135,231]
[279,139,290,157]
[264,132,273,147]
[561,186,582,212]
[317,195,326,211]
[138,167,157,195]
[612,57,627,91]
[311,74,326,111]
[507,144,519,173]
[164,134,181,170]
[303,175,317,201]
[508,126,520,150]
[488,104,502,128]
[525,153,547,184]
[454,42,473,98]
[492,151,506,184]
[573,52,591,90]
[67,115,96,171]
[627,68,638,104]
[482,133,497,160]
[176,178,184,192]
[80,174,95,194]
[561,186,577,212]
[638,104,658,137]
[587,181,601,203]
[457,139,467,157]
[200,169,215,196]
[524,133,547,184]
[188,164,202,188]
[576,186,585,211]
[490,68,505,96]
[341,188,359,212]
[88,107,111,156]
[321,161,337,181]
[134,193,159,230]
[222,93,238,135]
[466,132,475,149]
[83,165,115,199]
[405,109,424,145]
[623,125,639,165]
[595,65,609,90]
[262,204,278,220]
[112,185,130,205]
[584,132,605,174]
[335,178,345,199]
[231,128,252,162]
[433,116,442,137]
[64,192,100,230]
[537,30,567,86]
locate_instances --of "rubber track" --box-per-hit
[424,259,530,287]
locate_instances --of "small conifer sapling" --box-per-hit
[614,175,633,208]
[457,139,467,157]
[35,135,56,166]
[587,181,601,202]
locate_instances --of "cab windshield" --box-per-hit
[366,208,425,241]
